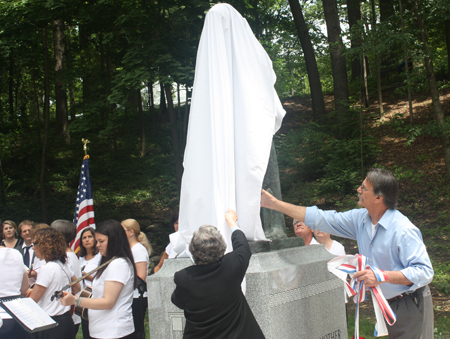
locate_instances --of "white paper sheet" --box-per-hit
[175,3,285,254]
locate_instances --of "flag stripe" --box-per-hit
[70,156,96,252]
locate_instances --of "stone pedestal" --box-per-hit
[147,244,348,339]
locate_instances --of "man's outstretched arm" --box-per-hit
[261,189,307,222]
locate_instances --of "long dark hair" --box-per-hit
[78,227,99,257]
[95,220,137,288]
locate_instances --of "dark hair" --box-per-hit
[189,225,226,265]
[78,227,99,257]
[366,168,399,209]
[171,214,179,232]
[34,228,67,264]
[95,220,137,288]
[51,219,77,246]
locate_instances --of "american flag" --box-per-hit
[70,155,96,253]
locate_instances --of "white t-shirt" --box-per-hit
[79,252,102,287]
[309,237,320,245]
[29,257,46,285]
[327,240,346,256]
[165,242,178,259]
[0,248,26,319]
[131,243,149,298]
[67,251,82,325]
[35,260,73,316]
[89,258,135,338]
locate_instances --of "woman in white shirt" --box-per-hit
[27,224,50,285]
[121,219,152,339]
[60,220,137,339]
[78,227,102,287]
[0,244,29,339]
[51,220,83,336]
[29,228,81,339]
[77,227,102,339]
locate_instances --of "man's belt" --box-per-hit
[386,292,412,304]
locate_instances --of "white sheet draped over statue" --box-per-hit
[173,3,286,255]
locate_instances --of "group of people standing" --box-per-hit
[0,217,152,339]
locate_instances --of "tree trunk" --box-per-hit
[32,51,42,138]
[80,24,90,115]
[0,154,5,205]
[164,83,183,191]
[159,82,167,116]
[399,0,413,123]
[446,19,450,78]
[379,0,396,79]
[322,0,350,114]
[0,62,3,117]
[41,27,50,223]
[53,18,69,142]
[177,83,183,153]
[288,0,327,121]
[69,86,76,122]
[347,0,362,81]
[363,54,369,107]
[415,2,450,178]
[253,0,260,39]
[138,89,146,157]
[9,54,14,121]
[183,87,190,148]
[370,0,383,116]
[147,82,158,141]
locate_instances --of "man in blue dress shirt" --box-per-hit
[261,168,433,339]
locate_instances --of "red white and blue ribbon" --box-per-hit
[327,254,396,338]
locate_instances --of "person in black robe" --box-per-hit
[171,209,265,339]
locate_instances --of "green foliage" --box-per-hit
[277,110,380,195]
[347,313,377,339]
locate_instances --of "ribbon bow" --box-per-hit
[327,254,396,338]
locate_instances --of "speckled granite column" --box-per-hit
[148,245,348,339]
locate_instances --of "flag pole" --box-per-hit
[70,139,96,253]
[82,138,90,158]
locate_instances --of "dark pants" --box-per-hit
[0,318,28,339]
[387,285,434,339]
[132,297,147,339]
[81,319,92,339]
[35,312,75,339]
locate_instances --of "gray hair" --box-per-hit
[51,219,77,246]
[189,225,227,265]
[366,168,399,210]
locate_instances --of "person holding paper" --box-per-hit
[0,239,29,339]
[171,209,265,339]
[59,220,137,339]
[29,227,81,339]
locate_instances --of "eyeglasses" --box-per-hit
[360,183,373,192]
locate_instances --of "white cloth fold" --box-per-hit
[175,3,285,254]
